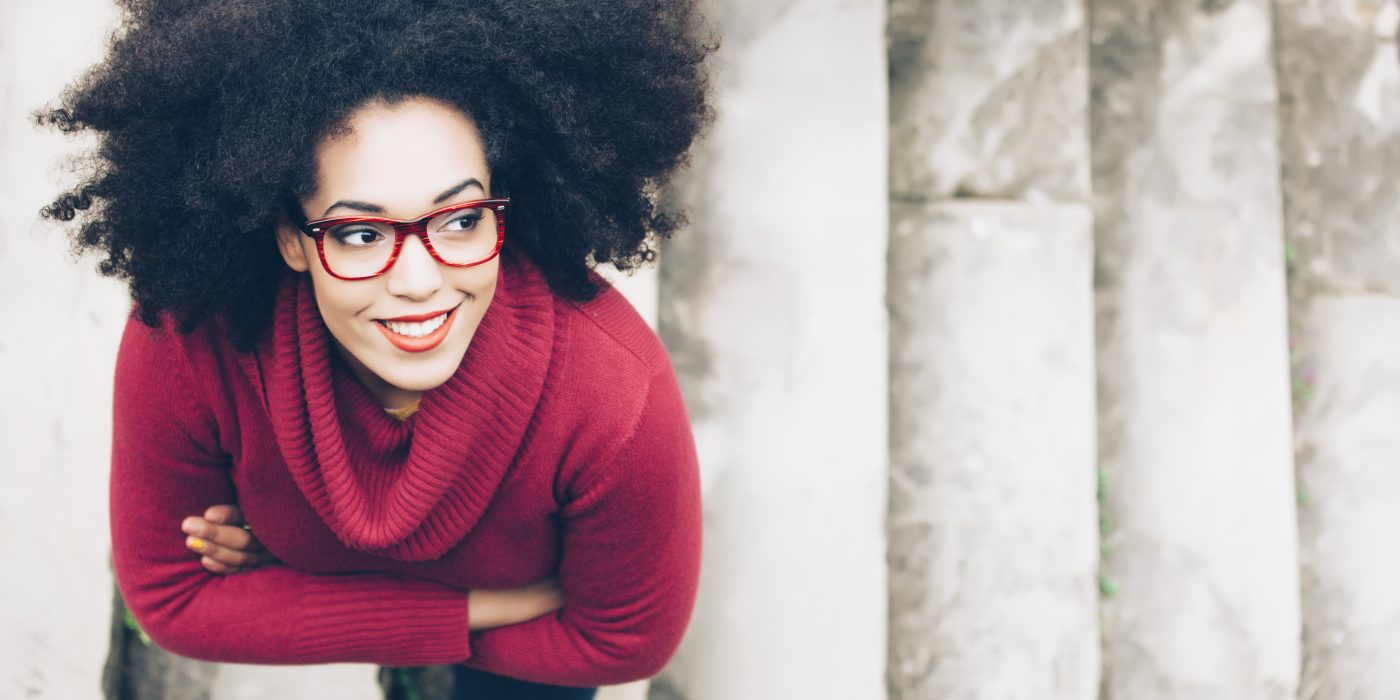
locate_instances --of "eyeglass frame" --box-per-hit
[282,195,510,281]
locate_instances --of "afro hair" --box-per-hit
[38,0,716,350]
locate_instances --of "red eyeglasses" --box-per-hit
[285,197,510,280]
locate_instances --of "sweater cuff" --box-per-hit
[292,573,472,665]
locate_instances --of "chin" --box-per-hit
[375,347,470,392]
[386,371,456,393]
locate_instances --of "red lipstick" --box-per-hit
[374,304,460,353]
[381,307,457,323]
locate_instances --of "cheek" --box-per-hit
[467,262,502,294]
[475,273,500,296]
[307,274,374,334]
[441,264,499,301]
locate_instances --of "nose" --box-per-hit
[383,233,443,301]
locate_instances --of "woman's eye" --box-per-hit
[442,213,482,231]
[332,228,383,246]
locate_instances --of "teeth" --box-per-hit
[381,311,448,338]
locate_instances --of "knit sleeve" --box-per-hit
[458,354,703,686]
[109,311,473,665]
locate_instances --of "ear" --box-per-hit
[274,211,311,273]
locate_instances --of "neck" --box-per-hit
[330,340,422,411]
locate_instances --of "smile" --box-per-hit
[374,304,460,352]
[381,313,448,338]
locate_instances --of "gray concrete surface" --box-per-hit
[1090,1,1301,697]
[888,201,1099,699]
[1274,3,1400,697]
[654,0,890,697]
[889,0,1089,201]
[1291,296,1400,700]
[885,2,1099,697]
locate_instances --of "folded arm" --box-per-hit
[182,505,565,633]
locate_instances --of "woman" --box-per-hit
[39,0,713,696]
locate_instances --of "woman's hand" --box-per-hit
[467,578,565,631]
[181,504,279,574]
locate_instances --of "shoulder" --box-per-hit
[116,307,245,421]
[544,273,694,494]
[556,271,670,376]
[114,307,236,449]
[118,306,239,378]
[548,272,676,415]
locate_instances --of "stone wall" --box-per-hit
[653,0,891,697]
[1090,2,1300,697]
[1274,2,1400,697]
[886,1,1099,697]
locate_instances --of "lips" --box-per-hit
[374,304,460,353]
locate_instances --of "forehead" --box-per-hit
[313,97,490,200]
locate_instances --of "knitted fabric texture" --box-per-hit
[260,252,553,560]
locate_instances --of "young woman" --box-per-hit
[40,1,713,696]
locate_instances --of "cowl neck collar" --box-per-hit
[250,248,555,561]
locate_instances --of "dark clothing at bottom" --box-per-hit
[451,665,599,700]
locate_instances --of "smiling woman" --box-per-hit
[274,99,505,411]
[37,0,715,696]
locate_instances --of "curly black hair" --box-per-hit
[37,0,715,350]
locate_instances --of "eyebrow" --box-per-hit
[321,177,486,217]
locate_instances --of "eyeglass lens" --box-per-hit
[320,206,498,277]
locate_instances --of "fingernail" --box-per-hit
[186,536,206,552]
[181,518,198,534]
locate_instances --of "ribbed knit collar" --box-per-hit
[249,248,555,561]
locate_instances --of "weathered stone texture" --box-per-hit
[889,0,1089,201]
[1275,1,1400,297]
[1090,1,1300,698]
[887,201,1099,700]
[1275,6,1400,698]
[3,3,144,698]
[1291,296,1400,700]
[886,3,1097,697]
[655,0,890,697]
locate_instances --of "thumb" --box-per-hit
[204,504,243,525]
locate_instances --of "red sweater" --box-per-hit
[109,248,702,686]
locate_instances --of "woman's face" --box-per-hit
[275,96,499,407]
